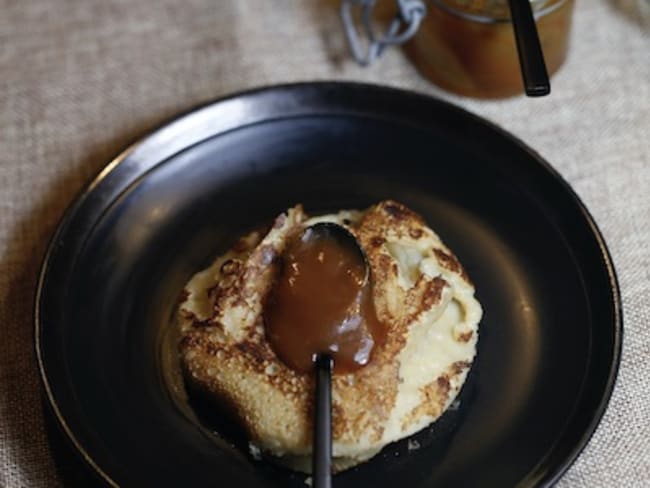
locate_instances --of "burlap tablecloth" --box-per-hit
[1,0,648,486]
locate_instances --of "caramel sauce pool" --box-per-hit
[264,228,385,374]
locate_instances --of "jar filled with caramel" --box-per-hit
[406,0,575,98]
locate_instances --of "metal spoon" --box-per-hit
[313,353,333,488]
[302,222,369,285]
[304,222,369,488]
[507,0,551,96]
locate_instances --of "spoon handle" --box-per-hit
[313,355,333,488]
[508,0,550,96]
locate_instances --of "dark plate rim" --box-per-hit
[34,81,623,488]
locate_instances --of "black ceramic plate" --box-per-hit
[36,82,621,487]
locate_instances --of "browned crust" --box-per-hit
[400,360,471,431]
[458,330,474,343]
[451,360,471,375]
[433,248,471,285]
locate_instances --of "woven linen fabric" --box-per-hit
[1,0,648,486]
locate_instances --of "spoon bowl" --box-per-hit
[303,222,370,286]
[303,222,369,488]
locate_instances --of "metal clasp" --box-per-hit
[341,0,427,66]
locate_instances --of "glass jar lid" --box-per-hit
[430,0,565,22]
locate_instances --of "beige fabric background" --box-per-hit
[1,0,648,486]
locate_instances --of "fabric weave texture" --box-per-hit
[1,0,648,486]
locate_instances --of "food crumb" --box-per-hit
[407,439,421,451]
[248,442,262,460]
[304,476,312,486]
[265,363,279,376]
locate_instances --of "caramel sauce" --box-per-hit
[264,228,384,374]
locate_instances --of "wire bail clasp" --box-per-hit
[341,0,426,66]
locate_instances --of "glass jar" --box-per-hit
[405,0,575,98]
